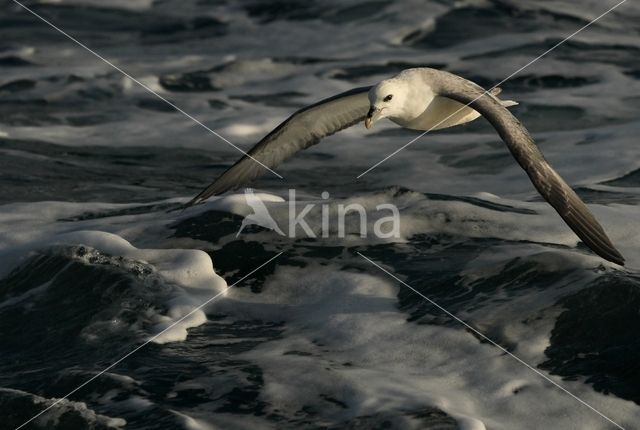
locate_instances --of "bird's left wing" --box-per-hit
[185,86,371,207]
[428,68,624,265]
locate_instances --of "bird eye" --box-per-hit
[383,94,393,102]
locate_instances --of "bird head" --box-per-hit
[365,78,406,129]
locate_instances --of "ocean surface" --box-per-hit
[1,0,640,429]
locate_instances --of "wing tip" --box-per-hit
[584,234,625,266]
[180,197,201,212]
[603,248,625,266]
[182,176,238,211]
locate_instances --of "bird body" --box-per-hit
[392,92,517,130]
[186,67,625,265]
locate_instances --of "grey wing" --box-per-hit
[430,69,624,265]
[185,86,371,207]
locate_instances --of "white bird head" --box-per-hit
[365,78,409,129]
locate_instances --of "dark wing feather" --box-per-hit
[430,69,624,265]
[185,86,371,206]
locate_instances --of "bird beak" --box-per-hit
[365,106,381,129]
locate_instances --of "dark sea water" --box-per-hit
[1,0,640,429]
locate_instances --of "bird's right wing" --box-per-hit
[430,69,624,265]
[185,86,371,207]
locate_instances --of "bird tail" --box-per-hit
[490,87,518,108]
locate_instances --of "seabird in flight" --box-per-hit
[185,68,625,265]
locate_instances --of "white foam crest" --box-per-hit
[170,410,215,430]
[0,388,126,429]
[0,201,226,344]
